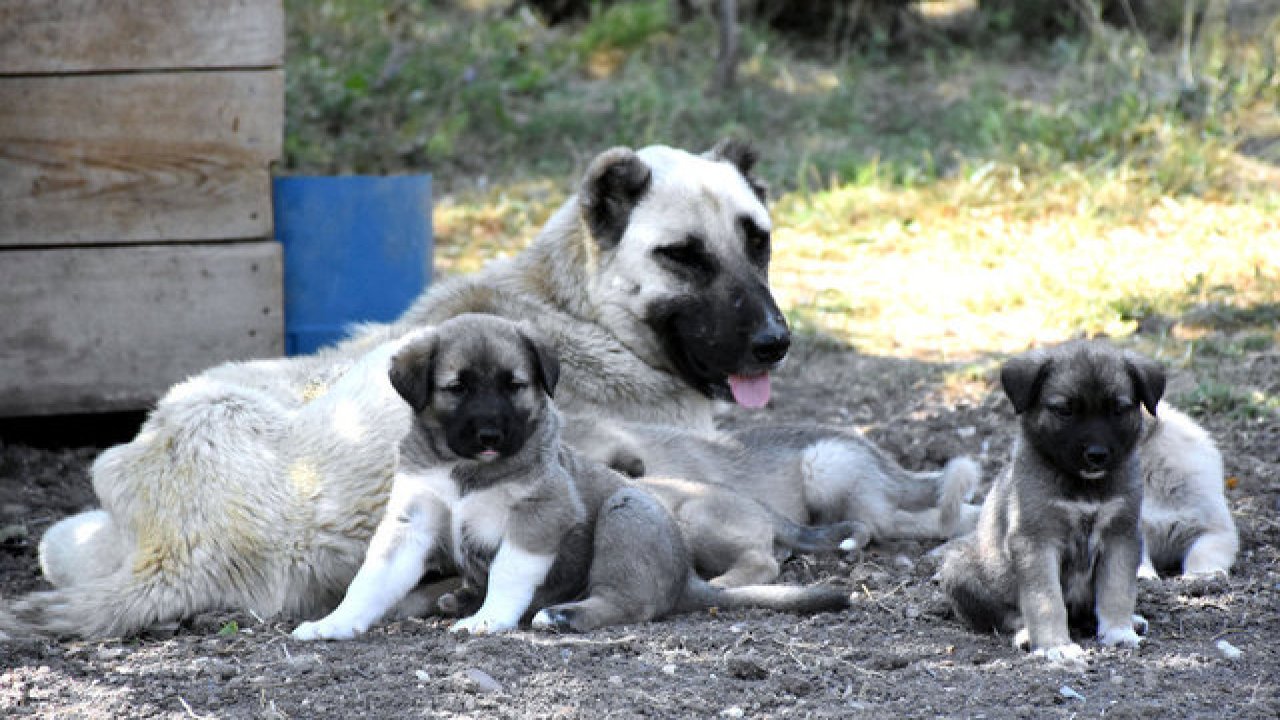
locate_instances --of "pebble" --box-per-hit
[726,656,768,681]
[893,555,915,572]
[1058,685,1085,702]
[722,707,745,718]
[661,664,677,675]
[415,670,430,682]
[459,668,502,694]
[1215,639,1243,661]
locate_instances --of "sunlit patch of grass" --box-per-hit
[1176,381,1280,422]
[432,180,566,275]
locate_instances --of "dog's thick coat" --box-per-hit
[940,340,1162,663]
[13,141,791,638]
[294,315,850,639]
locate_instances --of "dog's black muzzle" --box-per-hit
[443,392,532,461]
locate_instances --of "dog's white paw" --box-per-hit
[292,618,364,642]
[1137,563,1160,582]
[1031,642,1087,666]
[1098,617,1145,648]
[450,613,517,635]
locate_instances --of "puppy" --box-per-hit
[568,419,982,556]
[1137,403,1238,578]
[293,314,849,639]
[940,340,1162,663]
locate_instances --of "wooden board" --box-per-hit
[0,70,284,247]
[0,242,283,416]
[0,0,284,75]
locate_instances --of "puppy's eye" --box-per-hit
[1046,401,1072,418]
[442,381,466,396]
[507,379,529,392]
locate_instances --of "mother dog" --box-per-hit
[10,140,790,638]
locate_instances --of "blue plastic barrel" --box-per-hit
[272,175,433,355]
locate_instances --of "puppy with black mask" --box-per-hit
[940,340,1163,664]
[295,314,849,639]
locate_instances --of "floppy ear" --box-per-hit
[519,329,560,399]
[389,336,438,412]
[706,138,767,202]
[1124,352,1166,416]
[579,147,652,251]
[1000,351,1051,415]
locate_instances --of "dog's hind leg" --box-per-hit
[1182,529,1238,576]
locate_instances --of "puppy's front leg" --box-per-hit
[1095,528,1144,648]
[293,478,449,641]
[1012,538,1083,663]
[451,542,554,635]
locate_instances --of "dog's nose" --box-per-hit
[475,427,504,447]
[1083,445,1110,467]
[750,325,791,365]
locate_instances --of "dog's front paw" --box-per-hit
[292,618,364,642]
[450,613,517,635]
[1031,642,1087,666]
[1098,616,1146,648]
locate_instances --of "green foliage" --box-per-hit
[217,620,240,637]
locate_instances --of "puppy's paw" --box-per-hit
[450,613,516,635]
[292,618,364,642]
[1098,625,1143,648]
[1137,563,1160,582]
[1031,642,1087,666]
[531,607,576,633]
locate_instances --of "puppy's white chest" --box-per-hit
[451,486,514,566]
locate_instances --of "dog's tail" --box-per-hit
[38,509,129,589]
[678,576,851,616]
[771,512,870,555]
[903,456,982,537]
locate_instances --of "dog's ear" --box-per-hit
[389,336,438,412]
[580,147,652,251]
[1124,352,1166,416]
[519,329,560,399]
[706,138,768,202]
[1000,351,1051,415]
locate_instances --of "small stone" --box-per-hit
[893,555,915,572]
[1059,685,1085,702]
[661,664,677,675]
[1215,639,1243,661]
[460,668,502,694]
[415,670,430,682]
[904,605,921,620]
[607,675,623,685]
[722,707,745,718]
[726,656,768,681]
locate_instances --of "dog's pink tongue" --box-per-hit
[729,373,771,409]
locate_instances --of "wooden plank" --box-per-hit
[0,243,284,416]
[0,70,283,246]
[0,0,284,75]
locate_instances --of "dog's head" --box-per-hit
[389,314,560,462]
[578,139,788,409]
[1001,340,1165,482]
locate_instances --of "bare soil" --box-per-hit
[2,337,1278,719]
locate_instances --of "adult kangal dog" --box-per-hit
[940,341,1160,664]
[11,140,792,639]
[295,315,849,639]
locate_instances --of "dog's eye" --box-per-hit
[654,237,715,280]
[507,379,529,392]
[1046,400,1072,418]
[740,217,771,266]
[442,381,466,396]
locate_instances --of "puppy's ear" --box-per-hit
[389,336,438,412]
[1124,352,1166,416]
[706,138,768,202]
[1000,351,1051,415]
[580,147,652,251]
[519,329,560,399]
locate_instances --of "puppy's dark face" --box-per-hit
[1002,341,1165,482]
[390,315,560,462]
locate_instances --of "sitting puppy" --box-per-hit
[568,419,982,554]
[294,314,849,639]
[940,340,1161,663]
[1137,403,1238,578]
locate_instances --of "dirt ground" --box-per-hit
[1,333,1277,719]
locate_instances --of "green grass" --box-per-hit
[284,1,1280,367]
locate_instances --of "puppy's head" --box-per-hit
[389,314,560,462]
[1001,340,1165,482]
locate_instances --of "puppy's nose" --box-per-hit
[1083,445,1110,467]
[750,325,791,364]
[476,427,504,447]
